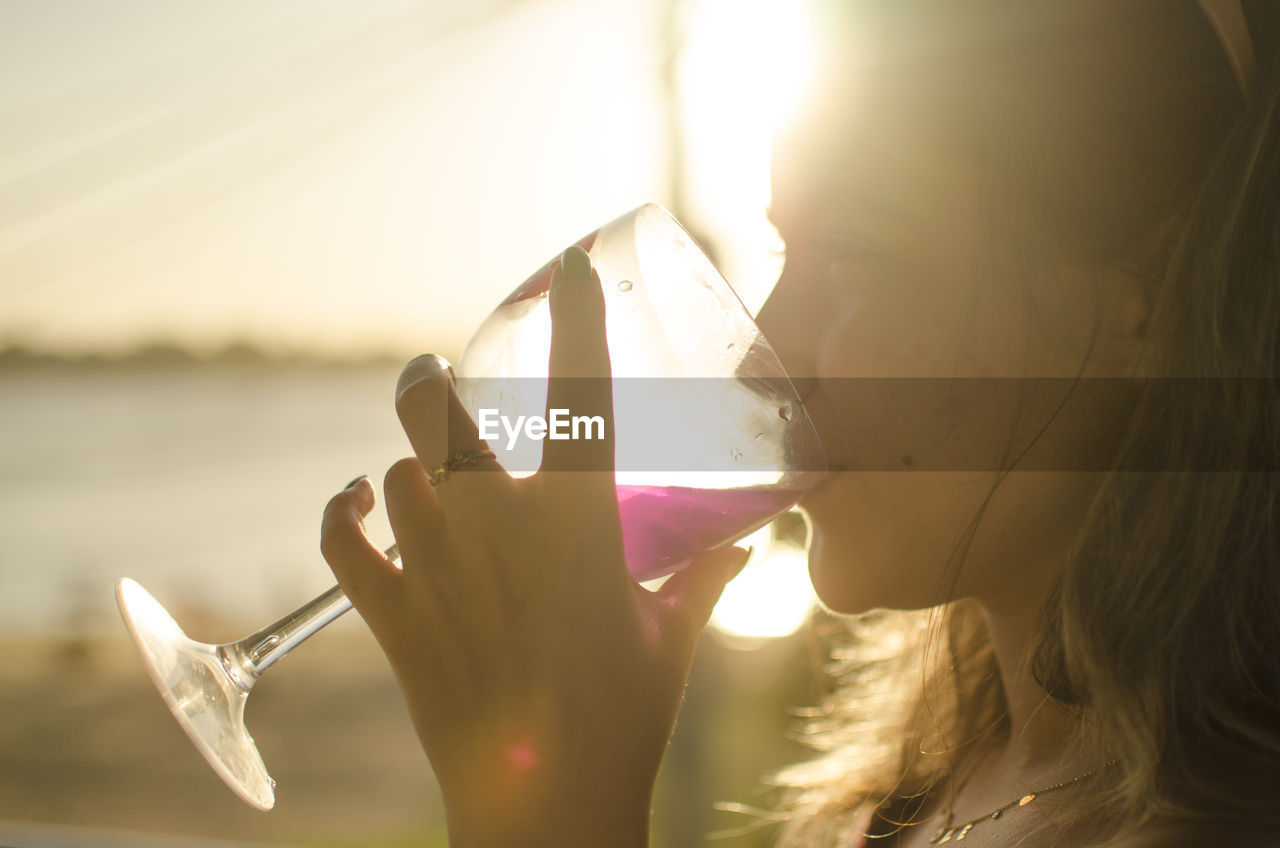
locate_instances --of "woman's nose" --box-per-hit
[754,262,821,398]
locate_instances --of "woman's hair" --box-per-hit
[761,2,1280,844]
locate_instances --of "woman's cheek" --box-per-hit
[812,299,951,473]
[812,261,982,379]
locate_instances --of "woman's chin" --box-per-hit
[800,489,856,612]
[800,483,885,614]
[806,529,868,615]
[806,522,956,616]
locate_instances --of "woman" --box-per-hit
[320,1,1280,845]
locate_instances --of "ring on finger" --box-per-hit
[428,449,497,486]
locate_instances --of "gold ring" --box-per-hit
[428,449,496,486]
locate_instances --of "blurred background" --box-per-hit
[0,1,832,845]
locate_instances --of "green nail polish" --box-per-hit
[560,245,591,283]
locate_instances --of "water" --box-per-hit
[0,365,409,636]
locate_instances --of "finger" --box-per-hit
[395,354,505,494]
[321,477,401,613]
[383,456,450,575]
[499,230,597,305]
[541,245,615,476]
[650,545,752,649]
[385,455,506,634]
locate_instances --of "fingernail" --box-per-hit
[560,245,591,283]
[344,475,368,490]
[396,353,454,401]
[730,546,754,579]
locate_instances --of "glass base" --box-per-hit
[115,578,275,810]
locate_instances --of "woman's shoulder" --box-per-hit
[1103,818,1280,848]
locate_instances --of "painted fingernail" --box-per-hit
[344,475,368,490]
[560,245,591,283]
[396,353,453,401]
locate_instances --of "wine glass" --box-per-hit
[115,203,828,811]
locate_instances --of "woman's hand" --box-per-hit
[320,246,750,848]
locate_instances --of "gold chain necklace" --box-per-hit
[927,760,1118,844]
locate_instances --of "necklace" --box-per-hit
[927,760,1118,844]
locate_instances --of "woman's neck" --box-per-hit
[980,599,1083,773]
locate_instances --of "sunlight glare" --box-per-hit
[677,0,814,311]
[710,529,815,644]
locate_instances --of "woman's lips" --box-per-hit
[798,382,855,473]
[804,462,848,498]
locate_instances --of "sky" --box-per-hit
[0,0,809,359]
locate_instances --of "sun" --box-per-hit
[676,0,815,310]
[709,521,815,644]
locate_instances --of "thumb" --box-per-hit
[653,545,752,644]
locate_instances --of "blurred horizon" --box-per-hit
[0,336,433,368]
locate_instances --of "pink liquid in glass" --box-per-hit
[615,484,803,581]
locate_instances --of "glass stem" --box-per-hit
[228,544,400,683]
